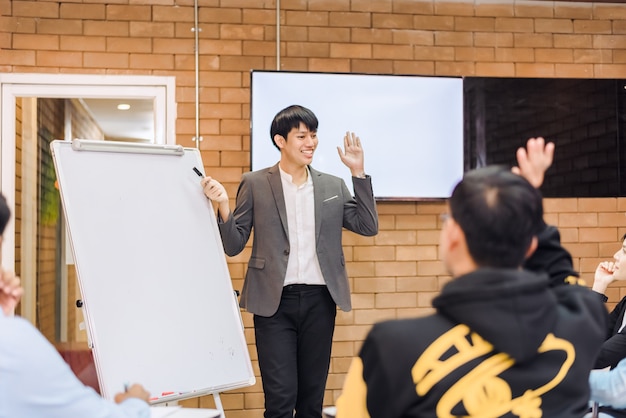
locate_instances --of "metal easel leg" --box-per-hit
[213,393,225,417]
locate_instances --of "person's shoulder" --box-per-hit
[0,315,47,352]
[240,168,270,185]
[309,166,343,182]
[552,283,610,328]
[0,314,35,331]
[245,165,276,179]
[369,315,439,340]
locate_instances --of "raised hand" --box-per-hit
[0,269,23,317]
[511,137,555,189]
[337,132,365,176]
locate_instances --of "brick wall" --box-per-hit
[3,1,626,416]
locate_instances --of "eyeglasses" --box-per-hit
[439,213,450,224]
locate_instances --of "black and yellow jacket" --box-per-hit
[336,226,608,418]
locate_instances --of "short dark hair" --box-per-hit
[0,193,11,236]
[269,105,318,150]
[449,166,543,269]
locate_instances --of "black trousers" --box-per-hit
[254,284,337,418]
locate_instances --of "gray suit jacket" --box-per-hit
[218,163,379,317]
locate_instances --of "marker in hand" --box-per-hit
[193,167,203,177]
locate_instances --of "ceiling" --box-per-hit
[80,98,155,142]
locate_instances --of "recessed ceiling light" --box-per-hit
[117,103,131,110]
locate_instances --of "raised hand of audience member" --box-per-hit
[0,268,23,316]
[512,137,555,189]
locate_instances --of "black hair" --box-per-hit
[269,105,318,150]
[449,166,543,269]
[0,193,10,236]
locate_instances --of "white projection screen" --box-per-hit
[250,71,464,200]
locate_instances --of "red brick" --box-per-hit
[554,34,592,49]
[515,63,555,77]
[60,4,105,20]
[309,57,351,73]
[309,27,350,43]
[373,13,414,29]
[536,48,573,63]
[13,34,59,50]
[130,22,175,38]
[153,5,195,22]
[285,10,329,26]
[84,21,130,37]
[129,53,174,70]
[455,17,495,32]
[83,52,129,69]
[414,45,455,61]
[593,35,626,49]
[36,50,82,67]
[434,2,474,17]
[434,31,473,46]
[393,60,435,75]
[0,49,35,66]
[220,24,264,41]
[106,37,151,53]
[329,12,370,28]
[495,18,534,33]
[106,5,152,22]
[554,63,593,78]
[61,36,106,52]
[414,15,454,31]
[13,1,58,18]
[36,19,82,35]
[574,19,612,34]
[372,44,412,60]
[476,2,514,17]
[242,9,276,26]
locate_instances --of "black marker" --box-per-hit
[193,167,203,177]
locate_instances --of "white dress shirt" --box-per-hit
[279,166,325,286]
[0,314,150,418]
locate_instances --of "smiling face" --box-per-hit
[275,122,318,172]
[613,237,626,281]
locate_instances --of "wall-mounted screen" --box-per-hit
[464,77,626,197]
[251,71,464,200]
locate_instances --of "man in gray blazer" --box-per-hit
[201,104,378,418]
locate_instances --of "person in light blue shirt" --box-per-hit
[0,192,151,418]
[587,359,626,418]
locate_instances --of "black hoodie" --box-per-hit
[336,226,608,418]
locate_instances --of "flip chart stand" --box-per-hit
[51,139,255,416]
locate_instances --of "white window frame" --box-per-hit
[0,73,177,321]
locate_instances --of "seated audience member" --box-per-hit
[335,138,608,418]
[584,244,626,418]
[0,193,151,418]
[586,358,626,418]
[591,239,626,370]
[517,140,582,287]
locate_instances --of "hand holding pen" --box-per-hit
[114,383,150,404]
[194,167,232,222]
